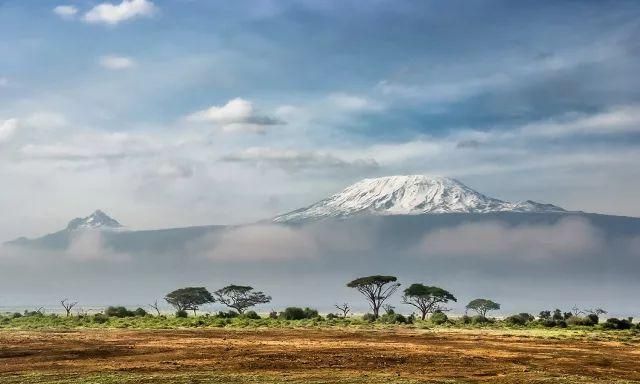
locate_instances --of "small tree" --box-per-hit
[347,275,400,319]
[214,285,271,314]
[334,303,351,318]
[466,299,500,318]
[402,284,457,320]
[149,300,161,316]
[164,287,214,316]
[60,299,78,317]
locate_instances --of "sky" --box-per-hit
[2,0,640,241]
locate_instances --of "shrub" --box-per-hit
[175,310,188,318]
[217,311,239,319]
[280,307,306,320]
[269,311,278,319]
[505,314,528,326]
[461,315,471,324]
[11,312,22,319]
[602,318,633,330]
[430,311,448,325]
[471,315,492,325]
[326,313,338,320]
[379,312,407,324]
[556,320,567,328]
[541,319,557,327]
[362,313,377,322]
[133,308,148,317]
[303,307,319,319]
[586,314,599,325]
[566,316,596,327]
[93,313,109,324]
[242,310,261,320]
[105,306,132,318]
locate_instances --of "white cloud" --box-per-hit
[221,147,379,172]
[187,98,282,133]
[419,217,604,260]
[192,225,318,262]
[83,0,156,25]
[328,93,382,111]
[518,105,640,138]
[0,119,19,143]
[99,55,136,70]
[53,5,79,18]
[20,131,161,161]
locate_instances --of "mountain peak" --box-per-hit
[66,210,123,231]
[273,175,565,223]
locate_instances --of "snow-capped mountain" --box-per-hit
[65,210,123,231]
[273,175,565,223]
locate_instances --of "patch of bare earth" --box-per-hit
[1,328,638,383]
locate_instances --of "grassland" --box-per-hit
[1,313,640,383]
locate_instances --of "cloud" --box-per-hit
[99,55,136,70]
[153,161,194,179]
[19,131,161,161]
[192,225,318,262]
[83,0,156,25]
[53,5,79,19]
[456,139,481,149]
[0,119,19,143]
[518,105,640,138]
[0,77,8,87]
[419,217,604,260]
[328,93,382,111]
[221,147,379,172]
[65,231,130,262]
[187,98,283,133]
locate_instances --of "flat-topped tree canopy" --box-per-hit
[347,275,400,319]
[214,284,271,314]
[164,287,214,316]
[402,284,457,320]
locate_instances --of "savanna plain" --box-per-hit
[2,316,639,384]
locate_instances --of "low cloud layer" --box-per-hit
[419,217,604,260]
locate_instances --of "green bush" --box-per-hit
[379,312,407,324]
[362,313,377,322]
[93,313,109,324]
[505,313,534,326]
[566,316,596,327]
[217,311,239,319]
[269,311,278,319]
[471,315,492,325]
[242,311,260,320]
[175,310,188,318]
[280,307,306,320]
[303,307,319,319]
[104,306,141,318]
[133,308,148,317]
[602,318,633,330]
[326,313,338,320]
[430,311,448,325]
[460,315,471,324]
[586,314,599,325]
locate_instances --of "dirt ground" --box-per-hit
[1,328,639,383]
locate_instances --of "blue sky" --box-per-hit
[1,0,640,239]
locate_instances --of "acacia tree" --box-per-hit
[214,285,271,314]
[60,299,78,317]
[466,298,500,318]
[334,303,351,318]
[402,284,457,320]
[347,275,400,319]
[164,287,214,316]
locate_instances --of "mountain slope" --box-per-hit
[274,175,565,223]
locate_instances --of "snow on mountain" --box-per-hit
[65,210,124,231]
[273,175,565,223]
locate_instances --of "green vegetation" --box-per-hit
[347,275,400,318]
[214,285,271,314]
[402,284,456,320]
[164,287,214,316]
